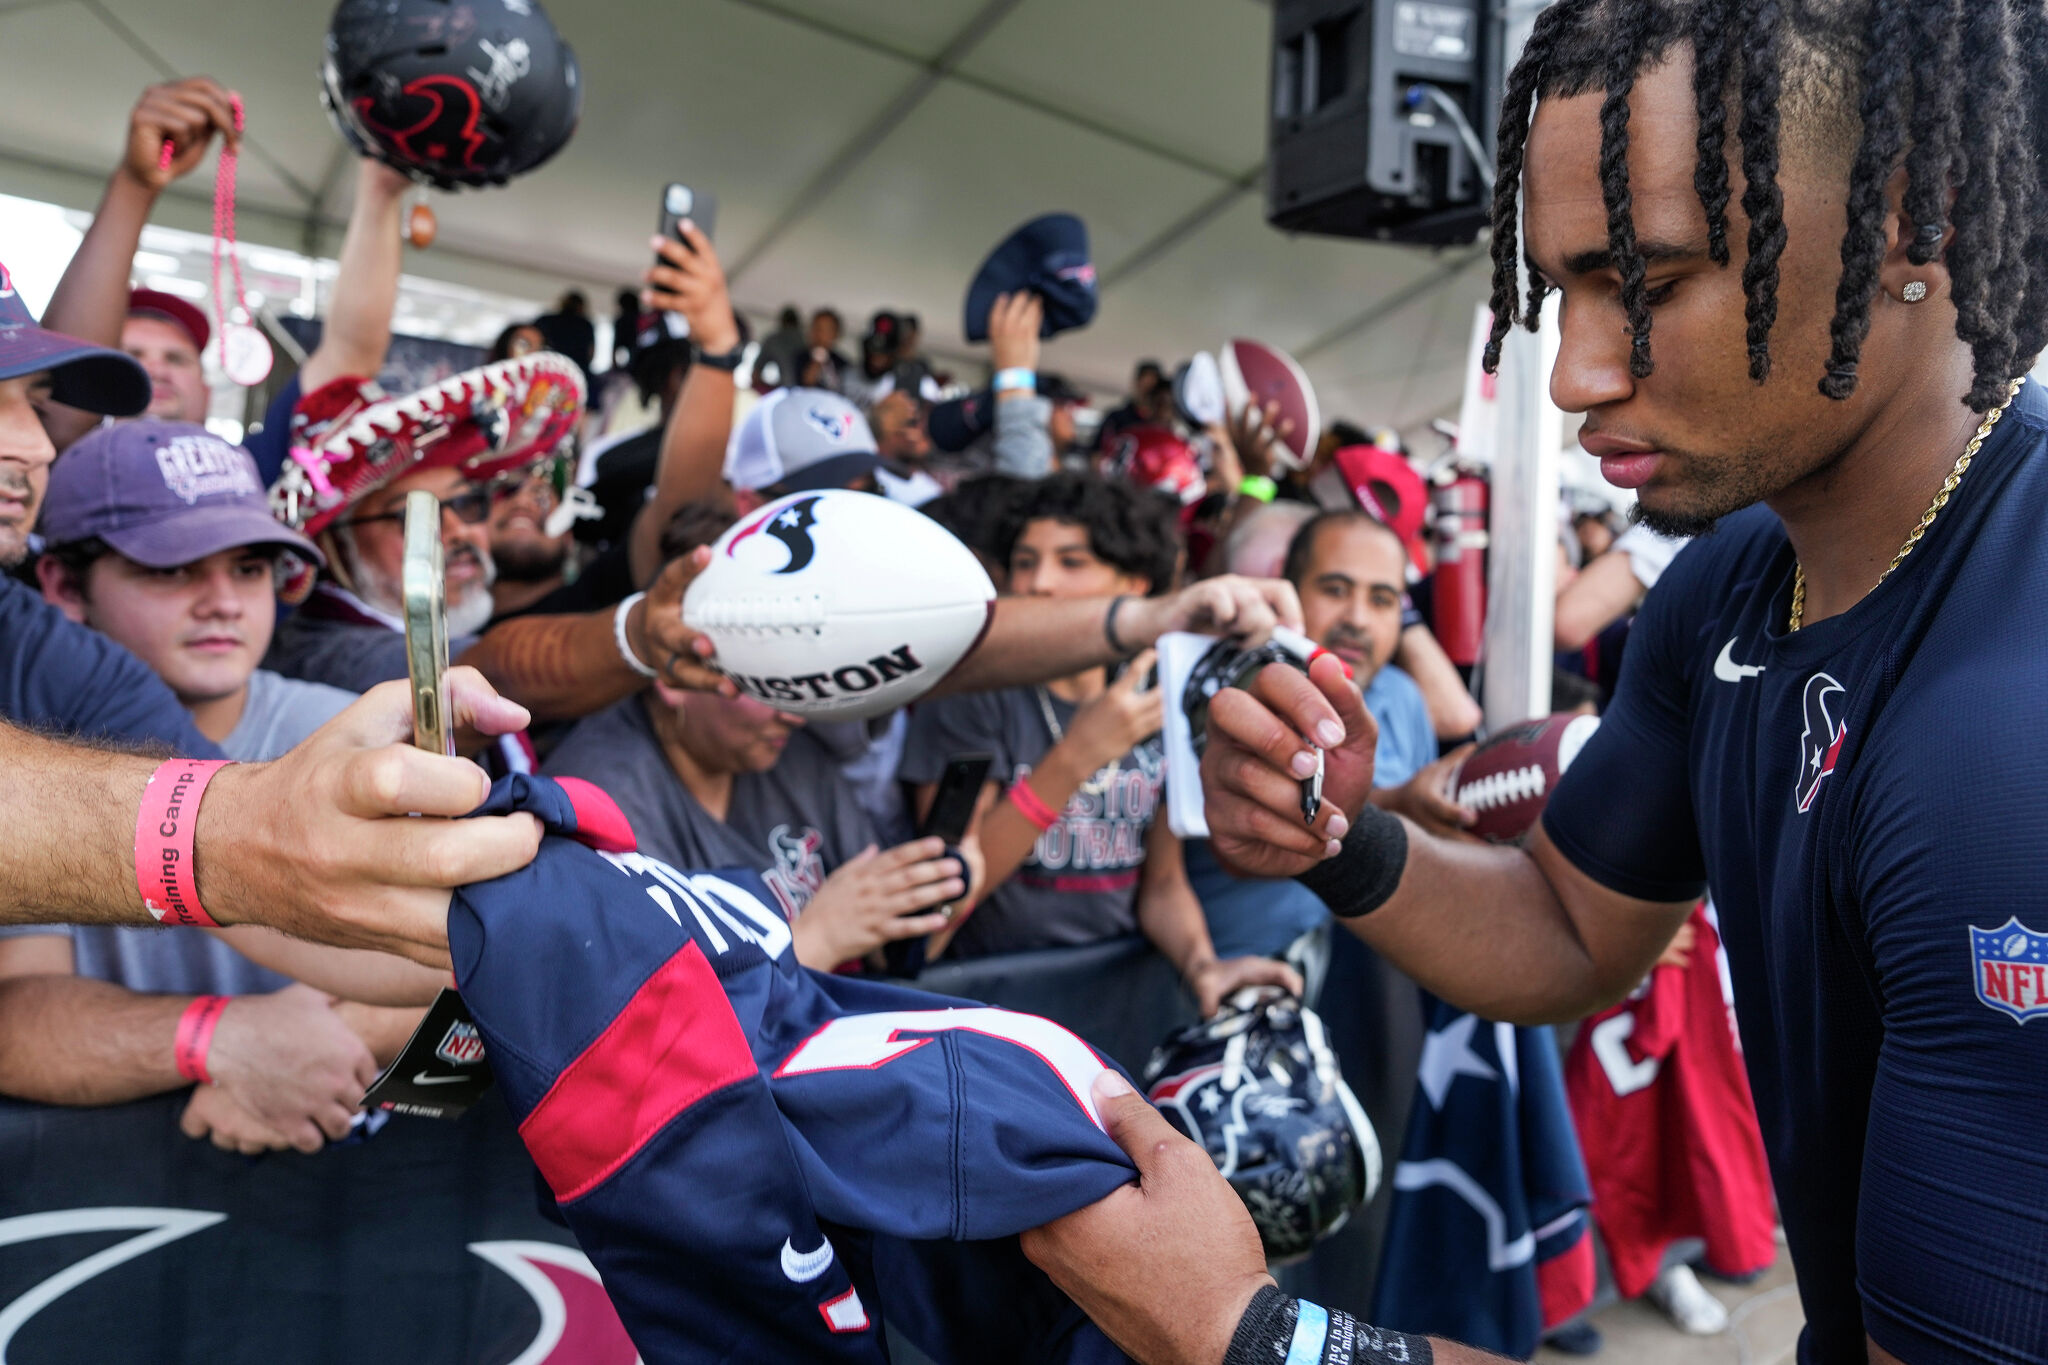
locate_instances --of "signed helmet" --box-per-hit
[1143,988,1380,1262]
[320,0,581,189]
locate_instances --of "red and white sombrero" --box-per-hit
[270,352,585,536]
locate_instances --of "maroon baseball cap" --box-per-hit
[0,259,150,416]
[127,288,212,352]
[41,419,323,571]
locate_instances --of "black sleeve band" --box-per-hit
[1223,1285,1295,1365]
[1292,804,1408,918]
[1222,1285,1435,1365]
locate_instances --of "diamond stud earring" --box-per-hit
[1902,281,1929,303]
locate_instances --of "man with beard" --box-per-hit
[1022,3,2048,1363]
[267,456,507,695]
[486,465,578,620]
[1188,508,1473,962]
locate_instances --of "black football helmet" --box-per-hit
[320,0,581,190]
[1143,988,1380,1263]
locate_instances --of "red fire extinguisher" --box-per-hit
[1430,465,1489,667]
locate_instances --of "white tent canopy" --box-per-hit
[0,0,1492,438]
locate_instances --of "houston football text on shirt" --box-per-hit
[1014,746,1163,891]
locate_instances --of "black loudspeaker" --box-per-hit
[1266,0,1496,246]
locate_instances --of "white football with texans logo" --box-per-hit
[1449,713,1601,844]
[683,490,996,721]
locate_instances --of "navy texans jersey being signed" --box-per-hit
[448,775,1134,1365]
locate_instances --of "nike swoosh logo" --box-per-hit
[411,1072,470,1087]
[1713,638,1765,683]
[780,1236,834,1283]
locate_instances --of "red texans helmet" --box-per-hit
[1101,424,1205,509]
[320,0,581,190]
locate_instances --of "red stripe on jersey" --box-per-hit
[519,941,754,1202]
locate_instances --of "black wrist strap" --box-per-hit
[1293,805,1408,918]
[1103,594,1134,657]
[695,342,745,372]
[1222,1284,1433,1365]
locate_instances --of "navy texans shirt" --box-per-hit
[451,775,1135,1365]
[1546,381,2048,1364]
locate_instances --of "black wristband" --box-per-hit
[1223,1285,1295,1365]
[1103,594,1135,657]
[1222,1285,1433,1365]
[1293,805,1408,918]
[695,341,745,372]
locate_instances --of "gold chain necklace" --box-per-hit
[1789,377,2025,632]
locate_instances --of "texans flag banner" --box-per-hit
[1369,997,1595,1355]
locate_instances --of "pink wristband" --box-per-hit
[134,759,232,928]
[1007,779,1061,832]
[175,995,229,1084]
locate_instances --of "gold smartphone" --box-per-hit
[401,491,452,755]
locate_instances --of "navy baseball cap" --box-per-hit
[41,418,324,569]
[0,259,150,415]
[963,214,1097,343]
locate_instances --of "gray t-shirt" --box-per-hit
[543,696,879,921]
[900,687,1166,959]
[1,670,356,995]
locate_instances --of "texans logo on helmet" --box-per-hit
[354,75,490,173]
[1795,672,1848,813]
[727,495,823,575]
[1969,917,2048,1023]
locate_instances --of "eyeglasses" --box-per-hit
[349,486,495,529]
[348,468,559,531]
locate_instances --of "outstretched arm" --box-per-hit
[40,77,241,449]
[629,224,739,587]
[1201,656,1693,1024]
[299,160,413,393]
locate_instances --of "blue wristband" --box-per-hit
[994,366,1035,393]
[1285,1301,1330,1365]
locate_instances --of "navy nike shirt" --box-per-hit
[1545,380,2048,1364]
[450,775,1134,1365]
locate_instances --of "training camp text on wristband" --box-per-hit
[1293,804,1409,918]
[1238,474,1278,502]
[993,366,1035,393]
[174,995,230,1085]
[1224,1285,1433,1365]
[134,759,233,928]
[613,592,661,679]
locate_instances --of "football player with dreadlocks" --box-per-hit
[1021,3,2048,1364]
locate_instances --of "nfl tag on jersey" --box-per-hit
[360,988,495,1119]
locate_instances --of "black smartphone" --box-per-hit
[657,183,717,256]
[918,752,994,845]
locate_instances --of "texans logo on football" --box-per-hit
[1795,672,1848,813]
[726,495,822,575]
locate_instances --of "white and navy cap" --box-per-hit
[724,387,879,492]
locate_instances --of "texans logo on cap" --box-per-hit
[0,261,14,299]
[804,406,856,444]
[1056,263,1097,288]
